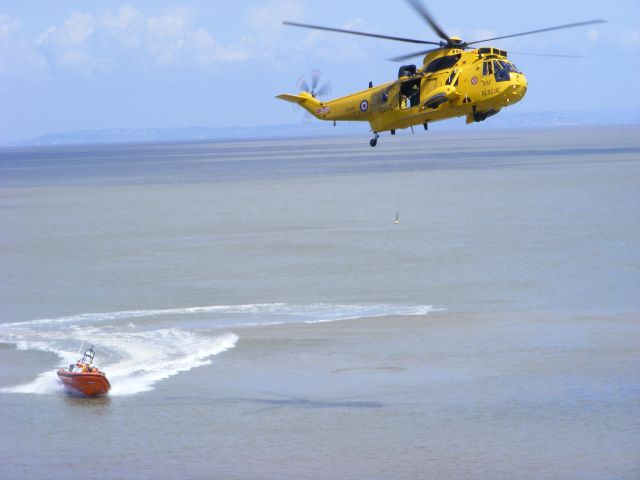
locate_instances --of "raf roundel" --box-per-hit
[471,76,478,85]
[359,100,369,112]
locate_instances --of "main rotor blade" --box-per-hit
[283,21,440,45]
[508,51,585,58]
[466,19,606,46]
[405,0,449,42]
[389,47,442,62]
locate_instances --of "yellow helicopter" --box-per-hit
[277,0,605,147]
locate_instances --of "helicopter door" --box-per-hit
[400,78,421,109]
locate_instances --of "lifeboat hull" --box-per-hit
[57,370,111,397]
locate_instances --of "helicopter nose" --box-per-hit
[505,73,527,105]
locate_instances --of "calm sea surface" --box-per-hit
[1,126,639,479]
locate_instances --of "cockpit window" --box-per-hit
[482,61,493,76]
[425,54,461,74]
[497,60,520,73]
[493,60,510,82]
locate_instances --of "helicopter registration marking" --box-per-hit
[481,88,500,97]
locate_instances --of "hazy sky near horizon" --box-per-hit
[1,0,639,143]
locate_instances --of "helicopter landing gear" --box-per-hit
[370,132,379,147]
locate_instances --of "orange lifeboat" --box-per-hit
[57,345,111,397]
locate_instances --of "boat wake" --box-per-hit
[0,302,438,396]
[2,303,439,329]
[1,329,238,396]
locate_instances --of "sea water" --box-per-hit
[0,126,639,479]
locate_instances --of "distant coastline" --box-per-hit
[4,109,639,148]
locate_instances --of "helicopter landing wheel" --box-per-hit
[370,133,379,147]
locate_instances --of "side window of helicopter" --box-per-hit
[371,87,391,109]
[493,60,510,82]
[445,69,458,86]
[482,61,493,76]
[425,54,461,74]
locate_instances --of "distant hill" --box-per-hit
[6,109,639,147]
[8,123,357,147]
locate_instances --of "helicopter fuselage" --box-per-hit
[278,47,527,136]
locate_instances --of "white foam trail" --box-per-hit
[0,331,237,396]
[1,303,289,327]
[1,371,64,395]
[0,302,440,396]
[107,331,237,396]
[1,303,440,329]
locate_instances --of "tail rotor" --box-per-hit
[293,70,332,122]
[296,69,332,99]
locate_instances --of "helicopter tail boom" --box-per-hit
[276,93,314,105]
[276,92,330,119]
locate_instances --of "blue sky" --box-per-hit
[0,0,638,143]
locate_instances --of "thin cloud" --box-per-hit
[0,14,20,40]
[0,14,48,76]
[3,5,256,77]
[2,2,433,78]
